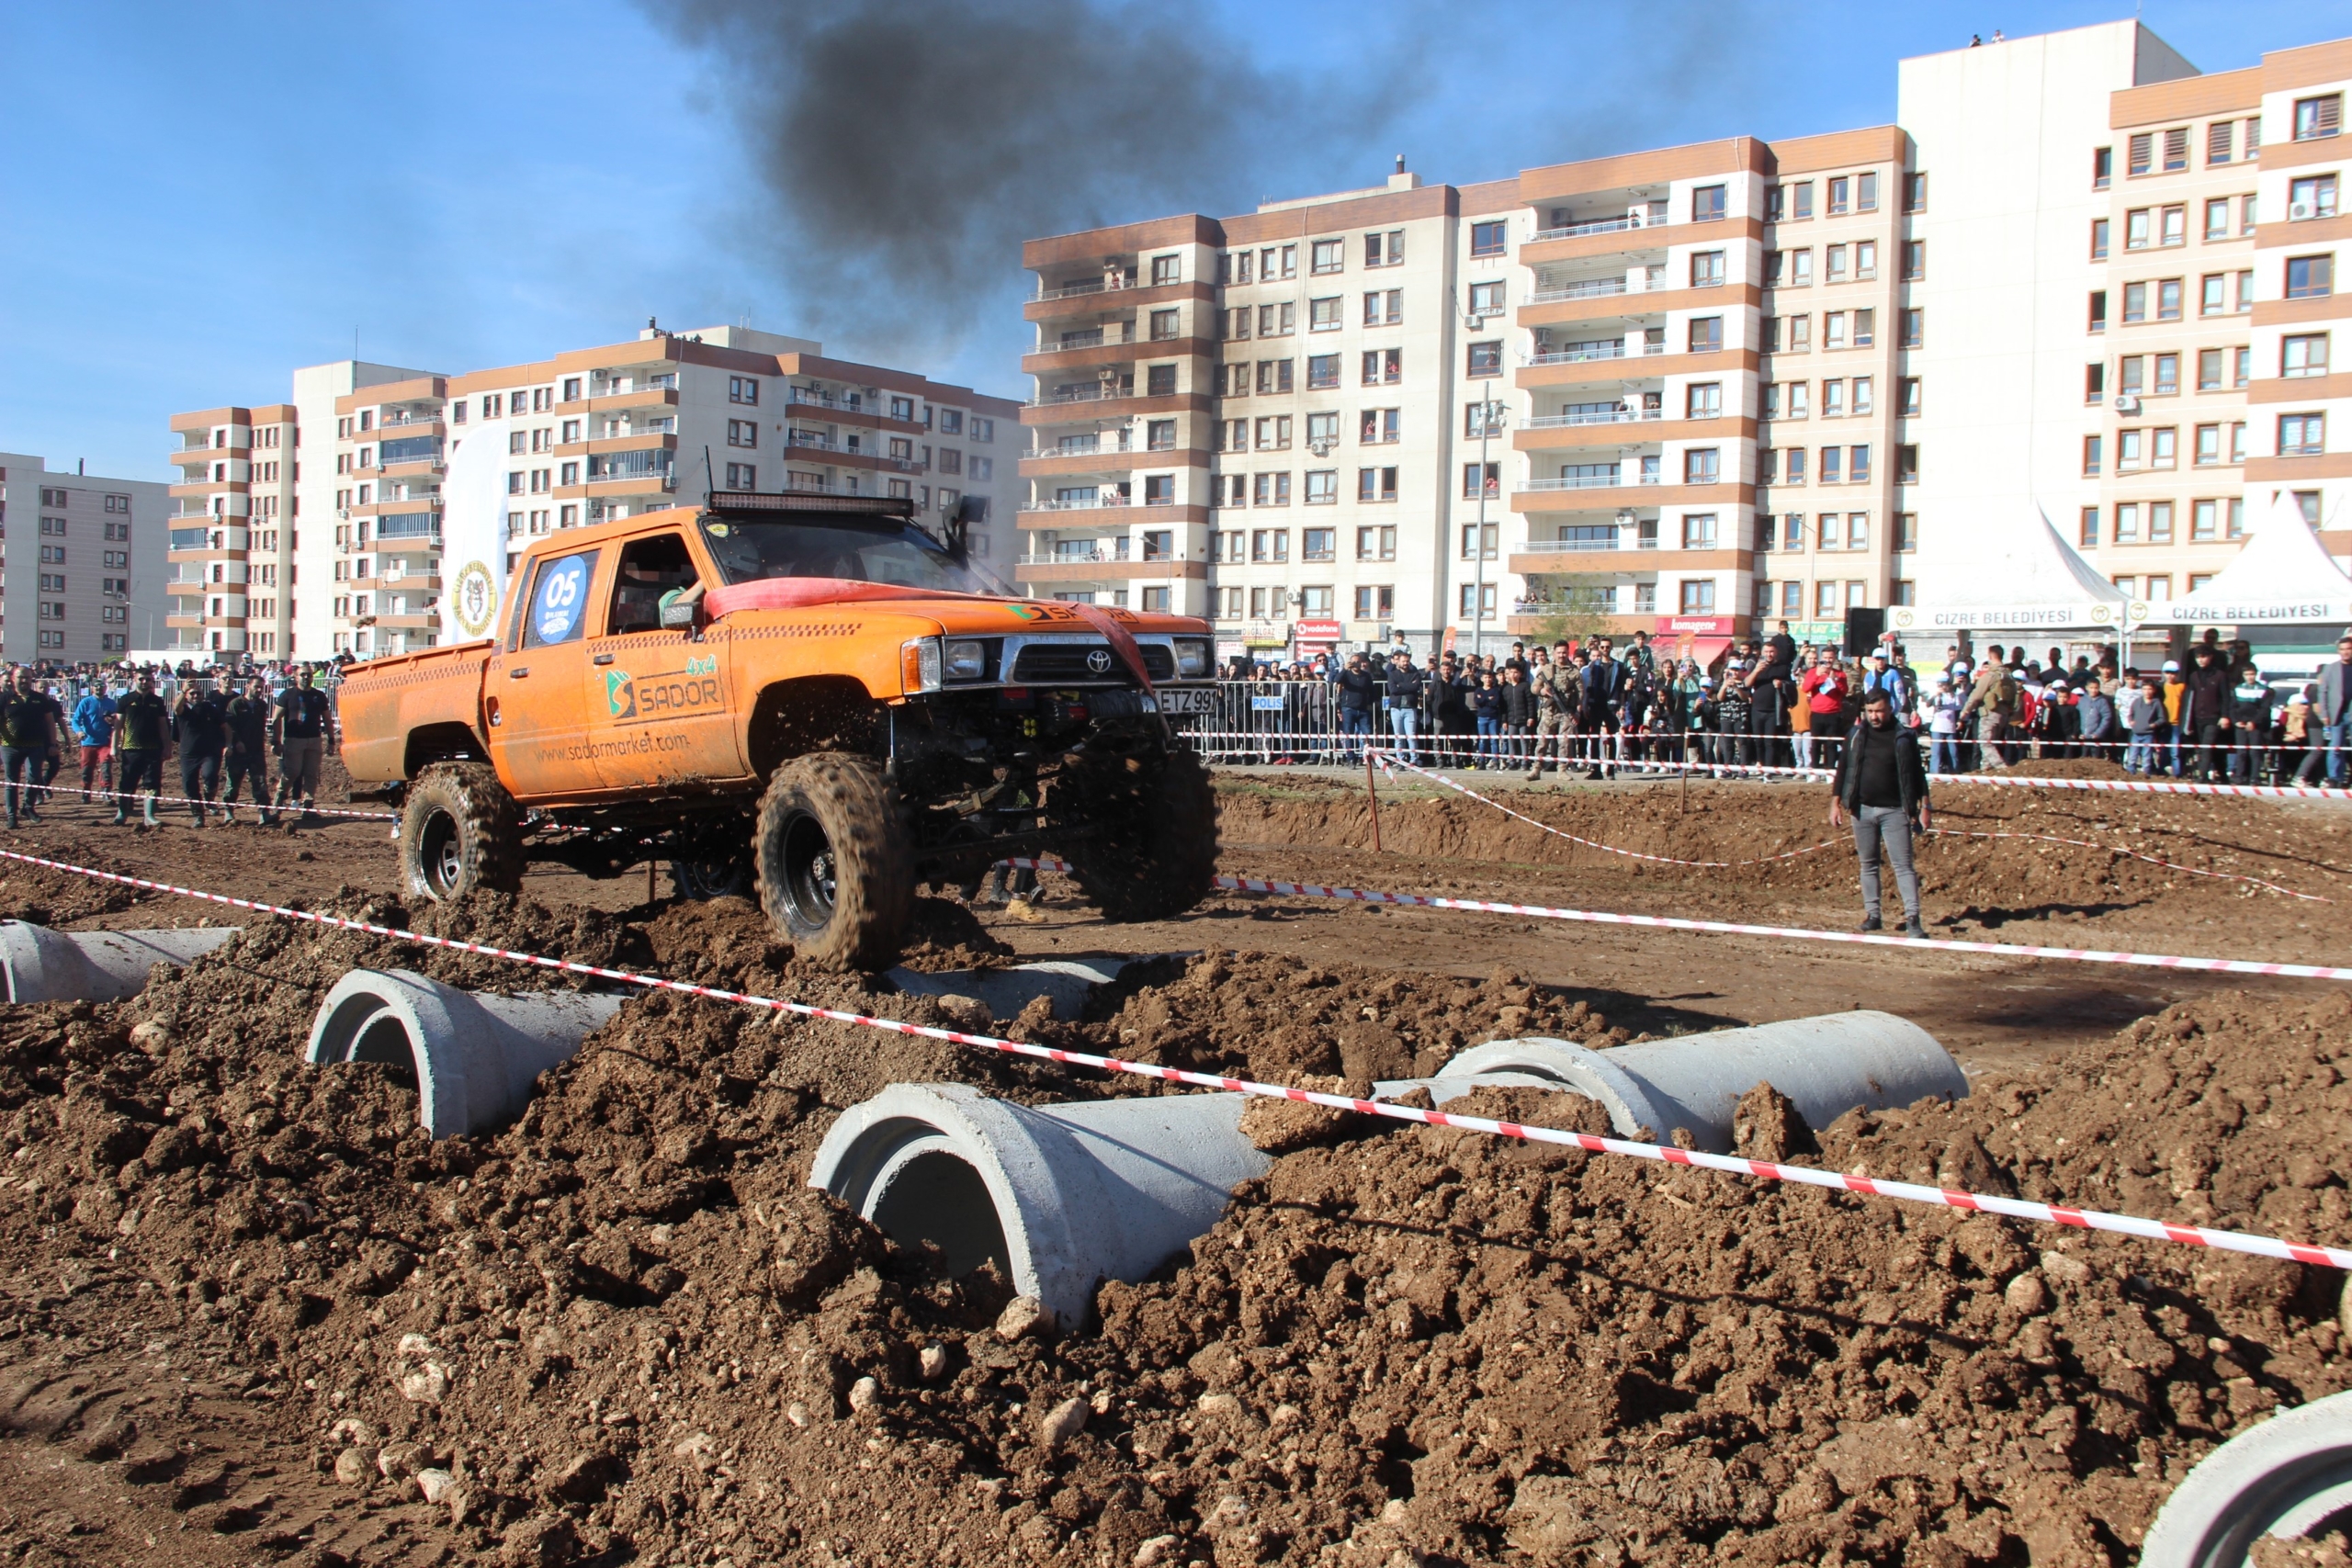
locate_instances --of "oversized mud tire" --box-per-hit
[670,853,754,900]
[401,762,524,903]
[753,752,913,971]
[1065,746,1217,922]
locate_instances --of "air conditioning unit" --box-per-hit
[2290,200,2315,221]
[2113,395,2141,413]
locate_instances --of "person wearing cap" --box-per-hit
[1830,685,1931,939]
[2316,633,2352,786]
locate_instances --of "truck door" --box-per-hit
[581,529,746,788]
[485,546,604,800]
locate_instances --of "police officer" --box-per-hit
[1527,640,1577,781]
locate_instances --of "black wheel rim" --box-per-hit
[776,808,838,933]
[679,859,741,898]
[419,807,464,899]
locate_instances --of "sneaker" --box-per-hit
[1905,918,1928,940]
[1857,915,1883,932]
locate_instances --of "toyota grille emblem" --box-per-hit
[1086,649,1114,675]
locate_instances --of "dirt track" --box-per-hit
[0,765,2340,1562]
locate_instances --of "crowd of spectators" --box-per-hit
[1203,624,2352,787]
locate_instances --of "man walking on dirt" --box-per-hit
[222,677,273,824]
[171,678,229,826]
[71,680,116,810]
[109,670,170,828]
[0,670,62,829]
[271,667,331,823]
[1829,687,1931,939]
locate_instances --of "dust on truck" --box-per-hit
[336,491,1219,970]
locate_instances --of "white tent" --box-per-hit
[1888,502,2128,639]
[2141,491,2352,628]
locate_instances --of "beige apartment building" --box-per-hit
[0,454,168,661]
[175,329,1019,661]
[1020,20,2352,662]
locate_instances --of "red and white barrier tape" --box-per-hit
[1210,872,2352,981]
[1927,828,2335,903]
[0,844,2342,1271]
[14,780,394,822]
[1362,750,2352,801]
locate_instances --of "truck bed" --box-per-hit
[336,639,493,786]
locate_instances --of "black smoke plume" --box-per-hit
[646,0,1408,352]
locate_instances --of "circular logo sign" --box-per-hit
[533,553,593,644]
[1087,649,1114,674]
[452,561,499,639]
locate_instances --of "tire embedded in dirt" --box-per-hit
[1062,744,1217,922]
[398,761,523,903]
[752,750,913,971]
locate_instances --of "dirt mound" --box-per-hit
[2005,756,2135,780]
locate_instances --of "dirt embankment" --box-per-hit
[0,877,2340,1564]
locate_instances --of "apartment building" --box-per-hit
[176,330,1019,661]
[1021,20,2352,660]
[0,454,167,662]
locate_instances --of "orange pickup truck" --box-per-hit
[337,491,1217,969]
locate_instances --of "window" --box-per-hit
[2093,147,2112,188]
[1354,584,1395,619]
[1302,526,1336,560]
[2229,497,2248,537]
[1464,400,1505,438]
[2115,502,2139,542]
[1149,308,1179,341]
[1854,310,1875,347]
[1681,513,1718,548]
[2122,283,2147,323]
[1252,474,1292,511]
[1263,244,1296,278]
[1363,348,1401,385]
[2079,506,2100,547]
[1904,239,1928,278]
[2152,428,2177,468]
[1358,409,1399,445]
[1894,512,1918,553]
[1306,411,1340,449]
[1457,582,1498,619]
[1904,173,1928,211]
[1258,301,1296,337]
[1460,524,1498,561]
[2083,434,2103,477]
[2233,422,2248,463]
[1256,414,1294,449]
[1691,184,1726,222]
[2236,269,2256,312]
[1368,288,1407,324]
[1822,378,1845,418]
[1858,171,1879,211]
[1857,240,1877,278]
[2192,499,2219,540]
[1686,316,1724,355]
[1306,354,1340,389]
[2120,429,2143,468]
[2089,290,2109,333]
[1849,445,1871,484]
[1250,525,1288,558]
[2286,334,2332,378]
[1690,250,1725,288]
[1679,579,1716,615]
[2160,205,2186,246]
[1826,176,1849,215]
[1148,364,1178,396]
[1825,311,1847,351]
[1686,382,1722,420]
[1311,239,1344,274]
[2289,254,2335,299]
[1364,230,1404,267]
[1470,220,1508,257]
[2149,501,2175,543]
[1309,297,1342,332]
[1829,242,1849,281]
[1147,418,1177,451]
[729,376,759,406]
[2196,424,2222,466]
[1466,341,1502,378]
[1357,468,1397,502]
[1684,448,1720,484]
[2086,362,2108,404]
[2294,94,2342,141]
[1784,446,1808,483]
[2157,278,2182,321]
[2129,132,2154,176]
[2164,127,2188,171]
[2281,413,2326,456]
[2243,197,2259,236]
[2204,198,2231,242]
[726,418,757,448]
[1357,525,1396,560]
[1255,359,1293,395]
[1305,471,1339,506]
[2208,120,2235,165]
[2201,274,2226,316]
[1899,309,1923,349]
[1225,306,1251,341]
[2153,353,2178,395]
[2290,175,2340,220]
[1899,378,1921,417]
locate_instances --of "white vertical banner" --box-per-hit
[440,428,510,644]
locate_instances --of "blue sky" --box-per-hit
[0,0,2329,481]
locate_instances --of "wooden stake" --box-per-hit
[648,858,657,906]
[1365,751,1383,853]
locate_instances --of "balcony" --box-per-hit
[1524,341,1666,367]
[1521,473,1662,492]
[1532,215,1652,242]
[1529,277,1630,304]
[1523,409,1663,430]
[1022,495,1133,513]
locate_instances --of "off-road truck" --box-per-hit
[336,491,1218,969]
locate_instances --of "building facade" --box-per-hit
[173,328,1019,661]
[1019,21,2352,660]
[0,453,170,662]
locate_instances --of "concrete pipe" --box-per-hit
[304,968,626,1139]
[0,920,243,1004]
[1374,1011,1967,1153]
[2142,1388,2352,1568]
[886,958,1129,1022]
[809,1083,1270,1330]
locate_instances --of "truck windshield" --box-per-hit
[695,516,989,594]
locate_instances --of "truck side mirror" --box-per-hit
[660,601,696,629]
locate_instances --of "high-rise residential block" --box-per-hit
[176,329,1017,661]
[0,454,168,661]
[1021,20,2352,659]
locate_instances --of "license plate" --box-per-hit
[1158,687,1217,715]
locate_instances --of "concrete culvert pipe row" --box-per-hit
[0,920,243,1004]
[2142,1387,2352,1567]
[304,969,626,1139]
[1376,1010,1970,1153]
[810,1084,1272,1331]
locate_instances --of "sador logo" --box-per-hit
[452,561,499,639]
[605,669,636,719]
